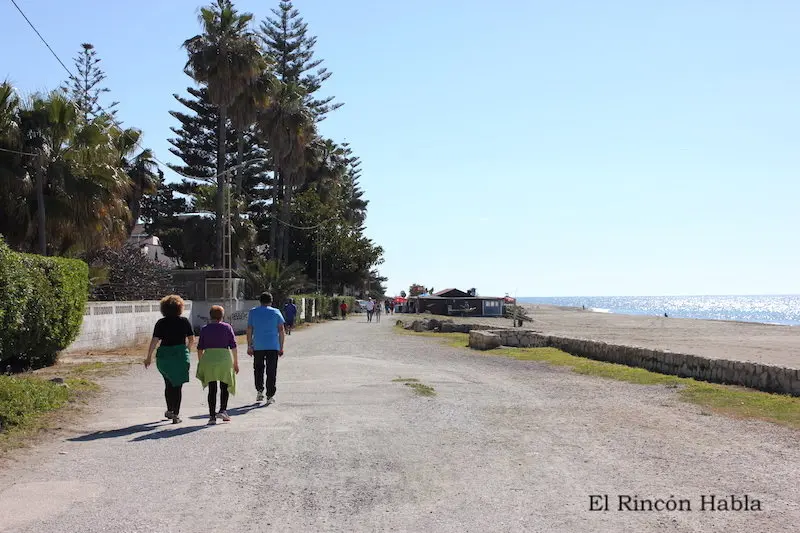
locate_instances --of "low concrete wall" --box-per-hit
[191,297,319,334]
[68,300,193,352]
[469,329,800,397]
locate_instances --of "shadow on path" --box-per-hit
[187,403,265,420]
[130,425,207,441]
[68,421,166,442]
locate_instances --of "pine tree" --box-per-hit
[260,0,342,121]
[61,43,118,122]
[160,85,271,267]
[167,86,268,201]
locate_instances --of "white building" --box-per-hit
[127,224,180,268]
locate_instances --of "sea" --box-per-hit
[517,295,800,326]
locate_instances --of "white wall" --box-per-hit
[67,301,193,352]
[67,297,320,352]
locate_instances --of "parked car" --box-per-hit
[354,299,368,313]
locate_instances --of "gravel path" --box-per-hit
[1,318,798,532]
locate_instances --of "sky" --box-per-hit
[2,0,800,297]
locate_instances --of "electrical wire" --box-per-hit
[0,146,38,157]
[6,0,332,231]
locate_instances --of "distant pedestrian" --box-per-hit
[366,298,375,322]
[375,301,382,323]
[196,305,238,425]
[340,301,348,319]
[283,298,298,335]
[144,295,194,424]
[247,292,286,404]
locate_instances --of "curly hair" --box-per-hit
[160,294,185,318]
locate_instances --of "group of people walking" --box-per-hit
[144,291,286,425]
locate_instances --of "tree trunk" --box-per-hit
[216,106,227,268]
[235,130,245,197]
[35,162,46,255]
[269,164,280,260]
[281,180,292,265]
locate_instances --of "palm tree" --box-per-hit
[0,82,32,249]
[241,257,309,308]
[230,69,275,197]
[255,81,315,264]
[183,0,266,267]
[14,93,131,255]
[112,127,160,236]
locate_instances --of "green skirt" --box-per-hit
[156,344,190,387]
[196,348,236,395]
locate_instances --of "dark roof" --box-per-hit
[434,288,470,297]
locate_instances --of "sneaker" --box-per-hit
[164,410,174,420]
[256,391,264,402]
[207,416,217,425]
[172,416,182,424]
[217,411,231,422]
[266,396,275,405]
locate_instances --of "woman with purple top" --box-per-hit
[196,305,239,425]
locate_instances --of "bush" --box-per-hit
[0,375,69,432]
[0,238,89,371]
[85,244,174,301]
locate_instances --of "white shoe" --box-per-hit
[266,396,275,405]
[256,391,264,402]
[217,411,231,422]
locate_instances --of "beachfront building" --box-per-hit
[406,288,504,317]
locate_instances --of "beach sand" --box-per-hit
[402,305,800,369]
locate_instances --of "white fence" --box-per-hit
[67,300,193,352]
[67,297,319,352]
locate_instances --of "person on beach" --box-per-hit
[144,295,194,424]
[340,301,348,319]
[283,298,298,335]
[375,300,382,323]
[196,305,239,425]
[366,298,375,322]
[247,292,285,404]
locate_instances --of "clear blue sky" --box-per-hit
[3,0,799,297]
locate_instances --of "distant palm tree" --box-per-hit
[256,81,316,263]
[112,127,160,236]
[183,0,266,267]
[241,257,309,307]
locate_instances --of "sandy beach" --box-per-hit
[401,305,800,370]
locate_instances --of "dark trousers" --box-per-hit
[367,310,373,322]
[163,376,183,415]
[254,350,279,397]
[208,381,229,416]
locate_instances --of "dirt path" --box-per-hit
[1,318,798,532]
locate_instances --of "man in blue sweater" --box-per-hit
[247,292,285,404]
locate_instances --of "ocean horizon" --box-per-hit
[517,295,800,326]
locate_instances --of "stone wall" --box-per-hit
[67,301,193,352]
[468,329,800,397]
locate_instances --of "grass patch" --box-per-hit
[0,361,111,454]
[395,326,800,429]
[0,376,69,432]
[406,382,436,397]
[391,375,436,397]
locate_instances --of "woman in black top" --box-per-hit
[144,295,194,423]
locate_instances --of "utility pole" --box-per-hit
[222,171,233,310]
[315,227,322,295]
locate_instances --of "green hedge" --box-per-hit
[0,239,89,371]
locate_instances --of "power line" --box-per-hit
[0,146,37,157]
[8,0,72,77]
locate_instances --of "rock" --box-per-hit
[427,319,442,331]
[49,377,65,385]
